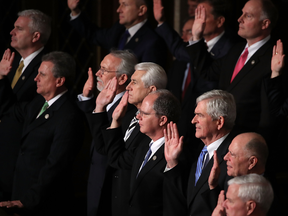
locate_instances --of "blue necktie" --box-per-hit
[137,141,153,178]
[195,146,208,185]
[118,30,130,50]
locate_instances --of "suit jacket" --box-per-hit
[0,80,85,216]
[0,49,46,201]
[187,39,274,134]
[79,96,145,216]
[70,14,167,68]
[102,127,166,216]
[164,132,237,216]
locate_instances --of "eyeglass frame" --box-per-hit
[98,66,121,75]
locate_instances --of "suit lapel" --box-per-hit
[124,22,148,50]
[227,41,272,92]
[22,93,67,138]
[130,145,164,199]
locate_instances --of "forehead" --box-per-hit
[131,70,146,81]
[195,100,208,113]
[119,0,137,5]
[101,54,121,68]
[39,61,54,74]
[229,136,247,153]
[141,94,157,110]
[243,0,263,16]
[15,16,31,27]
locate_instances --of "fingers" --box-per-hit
[218,190,225,205]
[213,150,219,168]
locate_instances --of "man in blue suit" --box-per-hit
[67,0,167,67]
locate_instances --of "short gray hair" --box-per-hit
[135,62,167,89]
[42,51,76,89]
[228,174,274,214]
[18,9,51,45]
[196,90,236,129]
[151,89,181,123]
[110,50,138,85]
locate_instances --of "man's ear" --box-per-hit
[248,156,258,170]
[246,200,256,215]
[56,77,65,87]
[159,115,168,126]
[138,5,147,17]
[217,16,225,28]
[149,85,157,92]
[216,116,225,130]
[118,74,128,86]
[32,32,41,43]
[262,19,271,30]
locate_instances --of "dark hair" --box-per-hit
[152,89,181,123]
[199,0,232,20]
[42,51,76,89]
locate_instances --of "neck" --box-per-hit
[43,87,67,101]
[201,129,230,146]
[246,33,270,47]
[17,44,43,59]
[204,28,224,42]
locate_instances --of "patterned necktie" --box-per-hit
[38,102,49,117]
[137,141,153,178]
[124,112,139,141]
[195,146,208,185]
[182,66,191,100]
[118,30,130,50]
[230,48,249,83]
[11,60,24,89]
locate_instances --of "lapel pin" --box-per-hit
[135,38,139,42]
[153,155,157,161]
[22,76,25,80]
[45,114,49,119]
[251,60,255,65]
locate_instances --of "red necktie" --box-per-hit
[182,66,191,100]
[230,48,249,83]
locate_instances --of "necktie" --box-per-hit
[195,146,208,185]
[38,102,49,117]
[11,60,24,89]
[118,30,130,50]
[182,66,191,100]
[137,141,153,177]
[124,112,139,141]
[230,48,249,83]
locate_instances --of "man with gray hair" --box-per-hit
[164,89,239,216]
[0,9,51,202]
[0,51,84,216]
[212,174,274,216]
[82,61,167,216]
[77,49,138,216]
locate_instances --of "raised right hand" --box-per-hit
[0,49,15,79]
[153,0,165,24]
[192,5,206,41]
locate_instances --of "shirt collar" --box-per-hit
[20,47,44,75]
[106,91,125,112]
[149,137,165,160]
[205,31,225,52]
[243,35,270,62]
[46,90,68,107]
[126,19,147,42]
[206,133,229,161]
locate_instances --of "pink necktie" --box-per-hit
[230,48,249,83]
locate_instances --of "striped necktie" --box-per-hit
[195,146,208,185]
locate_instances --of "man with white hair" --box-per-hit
[212,174,274,216]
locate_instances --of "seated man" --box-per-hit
[0,51,84,216]
[212,174,274,216]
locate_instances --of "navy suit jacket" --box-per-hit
[70,14,167,68]
[0,49,46,201]
[0,80,84,216]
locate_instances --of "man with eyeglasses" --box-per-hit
[86,62,167,216]
[102,88,181,216]
[77,49,138,216]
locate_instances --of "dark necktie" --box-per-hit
[124,112,139,141]
[118,30,130,50]
[182,66,191,100]
[11,60,24,89]
[137,141,153,178]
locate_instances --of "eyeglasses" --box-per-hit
[98,66,119,75]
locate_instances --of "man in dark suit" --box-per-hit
[187,0,279,136]
[153,0,238,154]
[0,9,51,202]
[77,50,138,216]
[0,51,84,216]
[101,89,181,216]
[164,90,238,216]
[86,62,167,216]
[67,0,166,67]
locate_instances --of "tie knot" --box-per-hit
[202,146,208,154]
[124,29,130,37]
